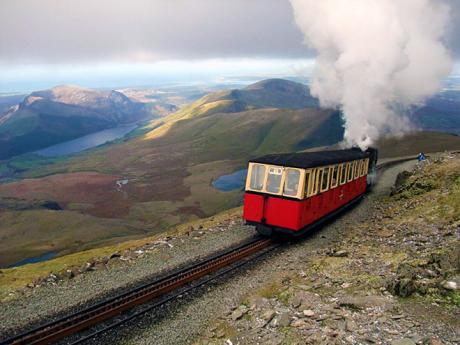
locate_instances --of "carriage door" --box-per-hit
[263,166,284,222]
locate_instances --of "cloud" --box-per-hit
[0,0,310,65]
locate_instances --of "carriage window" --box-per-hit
[354,161,360,179]
[315,168,323,194]
[304,170,311,197]
[364,159,369,175]
[321,167,330,192]
[347,162,354,182]
[330,165,339,189]
[339,163,347,185]
[308,169,319,196]
[266,166,283,193]
[359,160,366,176]
[283,169,300,197]
[249,164,266,191]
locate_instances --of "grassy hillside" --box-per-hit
[1,79,460,267]
[158,78,318,121]
[0,80,337,266]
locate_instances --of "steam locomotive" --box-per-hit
[243,148,378,236]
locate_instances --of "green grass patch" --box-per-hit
[0,206,243,301]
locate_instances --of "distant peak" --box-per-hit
[49,85,95,95]
[244,78,305,91]
[52,84,86,90]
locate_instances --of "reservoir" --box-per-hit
[6,251,57,268]
[35,123,138,157]
[212,169,247,192]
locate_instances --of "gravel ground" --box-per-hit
[0,160,425,345]
[0,219,257,338]
[79,161,419,345]
[190,158,458,345]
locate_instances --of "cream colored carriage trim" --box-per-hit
[282,167,305,199]
[330,164,339,189]
[246,163,267,192]
[347,162,354,182]
[364,158,370,175]
[308,168,319,197]
[303,169,313,198]
[353,160,360,179]
[245,163,253,191]
[320,166,331,193]
[315,167,324,195]
[339,163,347,185]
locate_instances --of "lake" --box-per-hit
[6,251,57,268]
[212,169,247,192]
[35,123,139,157]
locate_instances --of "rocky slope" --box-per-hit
[193,154,460,345]
[0,156,458,345]
[0,85,150,159]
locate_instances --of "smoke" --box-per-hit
[289,0,453,149]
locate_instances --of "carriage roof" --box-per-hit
[249,148,370,169]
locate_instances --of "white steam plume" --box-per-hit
[290,0,453,149]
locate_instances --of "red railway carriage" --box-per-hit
[243,148,378,236]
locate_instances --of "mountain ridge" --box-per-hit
[180,78,318,117]
[1,79,460,268]
[0,85,152,159]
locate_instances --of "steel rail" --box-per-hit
[69,241,282,345]
[1,237,274,345]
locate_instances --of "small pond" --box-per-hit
[212,169,247,192]
[6,251,57,268]
[35,123,138,157]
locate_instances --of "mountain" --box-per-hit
[410,90,460,135]
[0,85,151,160]
[210,78,319,109]
[172,78,319,119]
[2,79,460,267]
[0,94,25,116]
[2,79,341,224]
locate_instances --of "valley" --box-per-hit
[1,79,460,268]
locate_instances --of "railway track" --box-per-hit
[376,156,418,171]
[0,156,418,345]
[0,237,279,345]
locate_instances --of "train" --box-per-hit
[243,148,378,236]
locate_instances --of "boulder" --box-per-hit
[261,309,276,322]
[109,252,121,259]
[332,250,349,257]
[272,312,291,327]
[303,309,316,317]
[231,309,244,321]
[441,280,458,290]
[64,269,75,279]
[292,319,308,329]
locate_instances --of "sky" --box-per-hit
[1,0,459,93]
